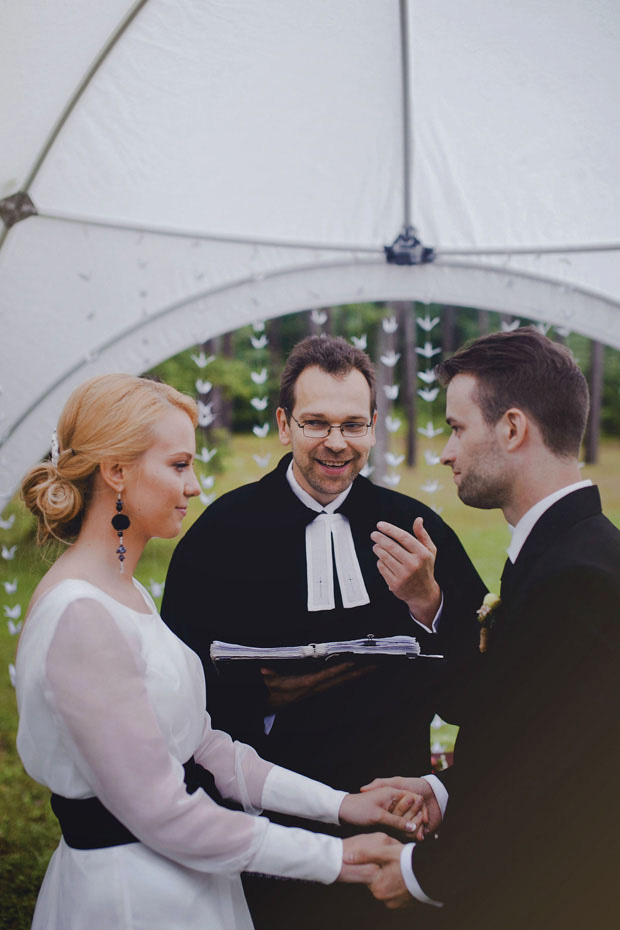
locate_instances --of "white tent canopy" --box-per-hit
[1,0,619,509]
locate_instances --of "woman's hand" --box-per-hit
[338,833,401,883]
[339,786,428,840]
[361,775,442,836]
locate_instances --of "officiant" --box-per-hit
[161,334,485,930]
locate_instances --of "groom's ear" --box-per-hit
[500,407,528,451]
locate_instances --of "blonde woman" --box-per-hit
[16,374,421,930]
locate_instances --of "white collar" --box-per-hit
[286,461,369,610]
[285,461,353,513]
[507,479,592,563]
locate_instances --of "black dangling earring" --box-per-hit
[111,493,131,573]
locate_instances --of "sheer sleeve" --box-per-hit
[44,598,342,882]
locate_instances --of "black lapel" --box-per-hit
[509,486,602,587]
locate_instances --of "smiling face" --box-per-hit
[122,406,200,542]
[276,366,376,505]
[440,374,511,510]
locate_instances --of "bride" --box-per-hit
[16,374,423,930]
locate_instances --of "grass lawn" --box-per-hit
[1,434,619,928]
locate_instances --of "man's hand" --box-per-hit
[339,786,428,840]
[339,833,400,884]
[260,662,373,709]
[371,517,441,627]
[362,775,442,835]
[343,835,411,908]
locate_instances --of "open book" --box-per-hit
[210,634,443,665]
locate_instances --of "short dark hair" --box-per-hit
[279,335,377,415]
[435,327,589,457]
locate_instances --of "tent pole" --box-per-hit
[399,0,413,229]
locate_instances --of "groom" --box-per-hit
[350,327,620,930]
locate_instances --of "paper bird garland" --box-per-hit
[191,352,215,368]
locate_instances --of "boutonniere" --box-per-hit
[476,593,501,653]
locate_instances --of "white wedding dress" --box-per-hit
[16,579,346,930]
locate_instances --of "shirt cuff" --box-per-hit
[421,774,449,819]
[400,843,444,908]
[249,821,343,884]
[409,592,443,633]
[261,764,347,824]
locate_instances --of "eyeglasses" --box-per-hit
[286,410,373,439]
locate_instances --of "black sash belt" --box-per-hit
[51,757,241,850]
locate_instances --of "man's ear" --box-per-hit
[500,408,528,451]
[99,459,126,493]
[369,409,378,448]
[276,407,291,446]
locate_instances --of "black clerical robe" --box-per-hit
[412,486,620,930]
[162,453,485,791]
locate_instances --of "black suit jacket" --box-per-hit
[162,454,485,793]
[413,486,620,930]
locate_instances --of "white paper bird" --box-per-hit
[250,397,269,411]
[418,422,443,439]
[382,316,398,334]
[200,475,215,490]
[421,480,441,494]
[148,580,164,598]
[197,446,217,463]
[3,579,17,594]
[252,320,265,332]
[383,384,399,400]
[4,604,21,619]
[430,714,444,729]
[253,423,270,438]
[195,379,212,395]
[501,319,520,332]
[380,351,401,367]
[385,452,405,467]
[251,334,269,350]
[351,334,367,350]
[360,464,374,478]
[424,450,441,466]
[382,473,402,487]
[191,352,215,368]
[200,492,216,507]
[417,369,437,384]
[197,401,216,428]
[311,309,328,326]
[8,663,16,688]
[431,740,444,754]
[1,545,17,560]
[416,314,440,332]
[555,326,571,338]
[535,323,551,335]
[251,368,268,385]
[418,387,440,403]
[0,514,15,530]
[253,453,272,468]
[385,416,402,433]
[416,342,442,359]
[8,619,23,636]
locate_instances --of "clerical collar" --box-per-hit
[285,462,353,514]
[285,462,369,611]
[507,479,592,563]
